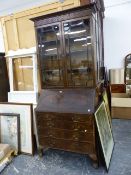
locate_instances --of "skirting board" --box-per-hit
[112,107,131,119]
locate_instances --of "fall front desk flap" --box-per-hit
[35,89,96,114]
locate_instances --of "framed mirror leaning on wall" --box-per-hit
[125,53,131,95]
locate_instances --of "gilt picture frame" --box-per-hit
[102,90,112,127]
[95,101,114,171]
[0,103,34,155]
[0,113,20,154]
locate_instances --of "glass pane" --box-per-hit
[37,24,64,87]
[13,57,34,91]
[63,19,93,87]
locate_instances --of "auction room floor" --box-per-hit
[1,119,131,175]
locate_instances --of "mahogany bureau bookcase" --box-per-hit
[32,1,105,167]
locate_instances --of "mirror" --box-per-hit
[125,54,131,84]
[125,54,131,95]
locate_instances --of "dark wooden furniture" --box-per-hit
[32,2,105,167]
[110,84,126,93]
[32,4,104,89]
[35,89,100,166]
[0,53,9,102]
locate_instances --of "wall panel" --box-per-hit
[17,17,36,48]
[1,0,80,53]
[6,20,16,50]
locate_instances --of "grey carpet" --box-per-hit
[1,119,131,175]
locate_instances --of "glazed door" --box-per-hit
[62,18,94,87]
[37,23,65,88]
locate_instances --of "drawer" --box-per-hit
[110,84,126,93]
[39,137,95,154]
[37,120,94,132]
[36,113,93,123]
[37,128,94,142]
[36,113,55,121]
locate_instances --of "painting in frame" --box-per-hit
[0,113,20,154]
[102,90,112,127]
[95,101,114,171]
[0,103,34,155]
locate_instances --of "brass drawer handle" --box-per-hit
[73,143,79,147]
[46,122,54,127]
[45,116,53,120]
[74,124,80,129]
[74,138,79,141]
[72,117,80,122]
[45,115,49,119]
[73,120,78,123]
[74,128,79,131]
[74,116,81,120]
[72,116,75,121]
[73,135,79,141]
[49,140,55,146]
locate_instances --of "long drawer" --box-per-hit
[36,113,93,123]
[37,127,94,143]
[39,137,95,154]
[37,119,93,132]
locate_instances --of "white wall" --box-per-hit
[104,0,131,69]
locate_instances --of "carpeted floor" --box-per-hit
[1,119,131,175]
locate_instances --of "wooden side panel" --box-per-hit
[17,17,36,48]
[30,8,59,19]
[112,107,131,119]
[111,93,131,119]
[1,19,8,52]
[5,20,16,50]
[1,0,80,52]
[60,0,80,10]
[112,96,131,107]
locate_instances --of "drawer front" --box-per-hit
[110,84,126,93]
[37,128,94,143]
[39,137,95,154]
[37,120,93,132]
[36,113,93,123]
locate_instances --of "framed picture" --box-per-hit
[0,103,34,155]
[0,113,20,154]
[102,90,112,127]
[95,101,114,171]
